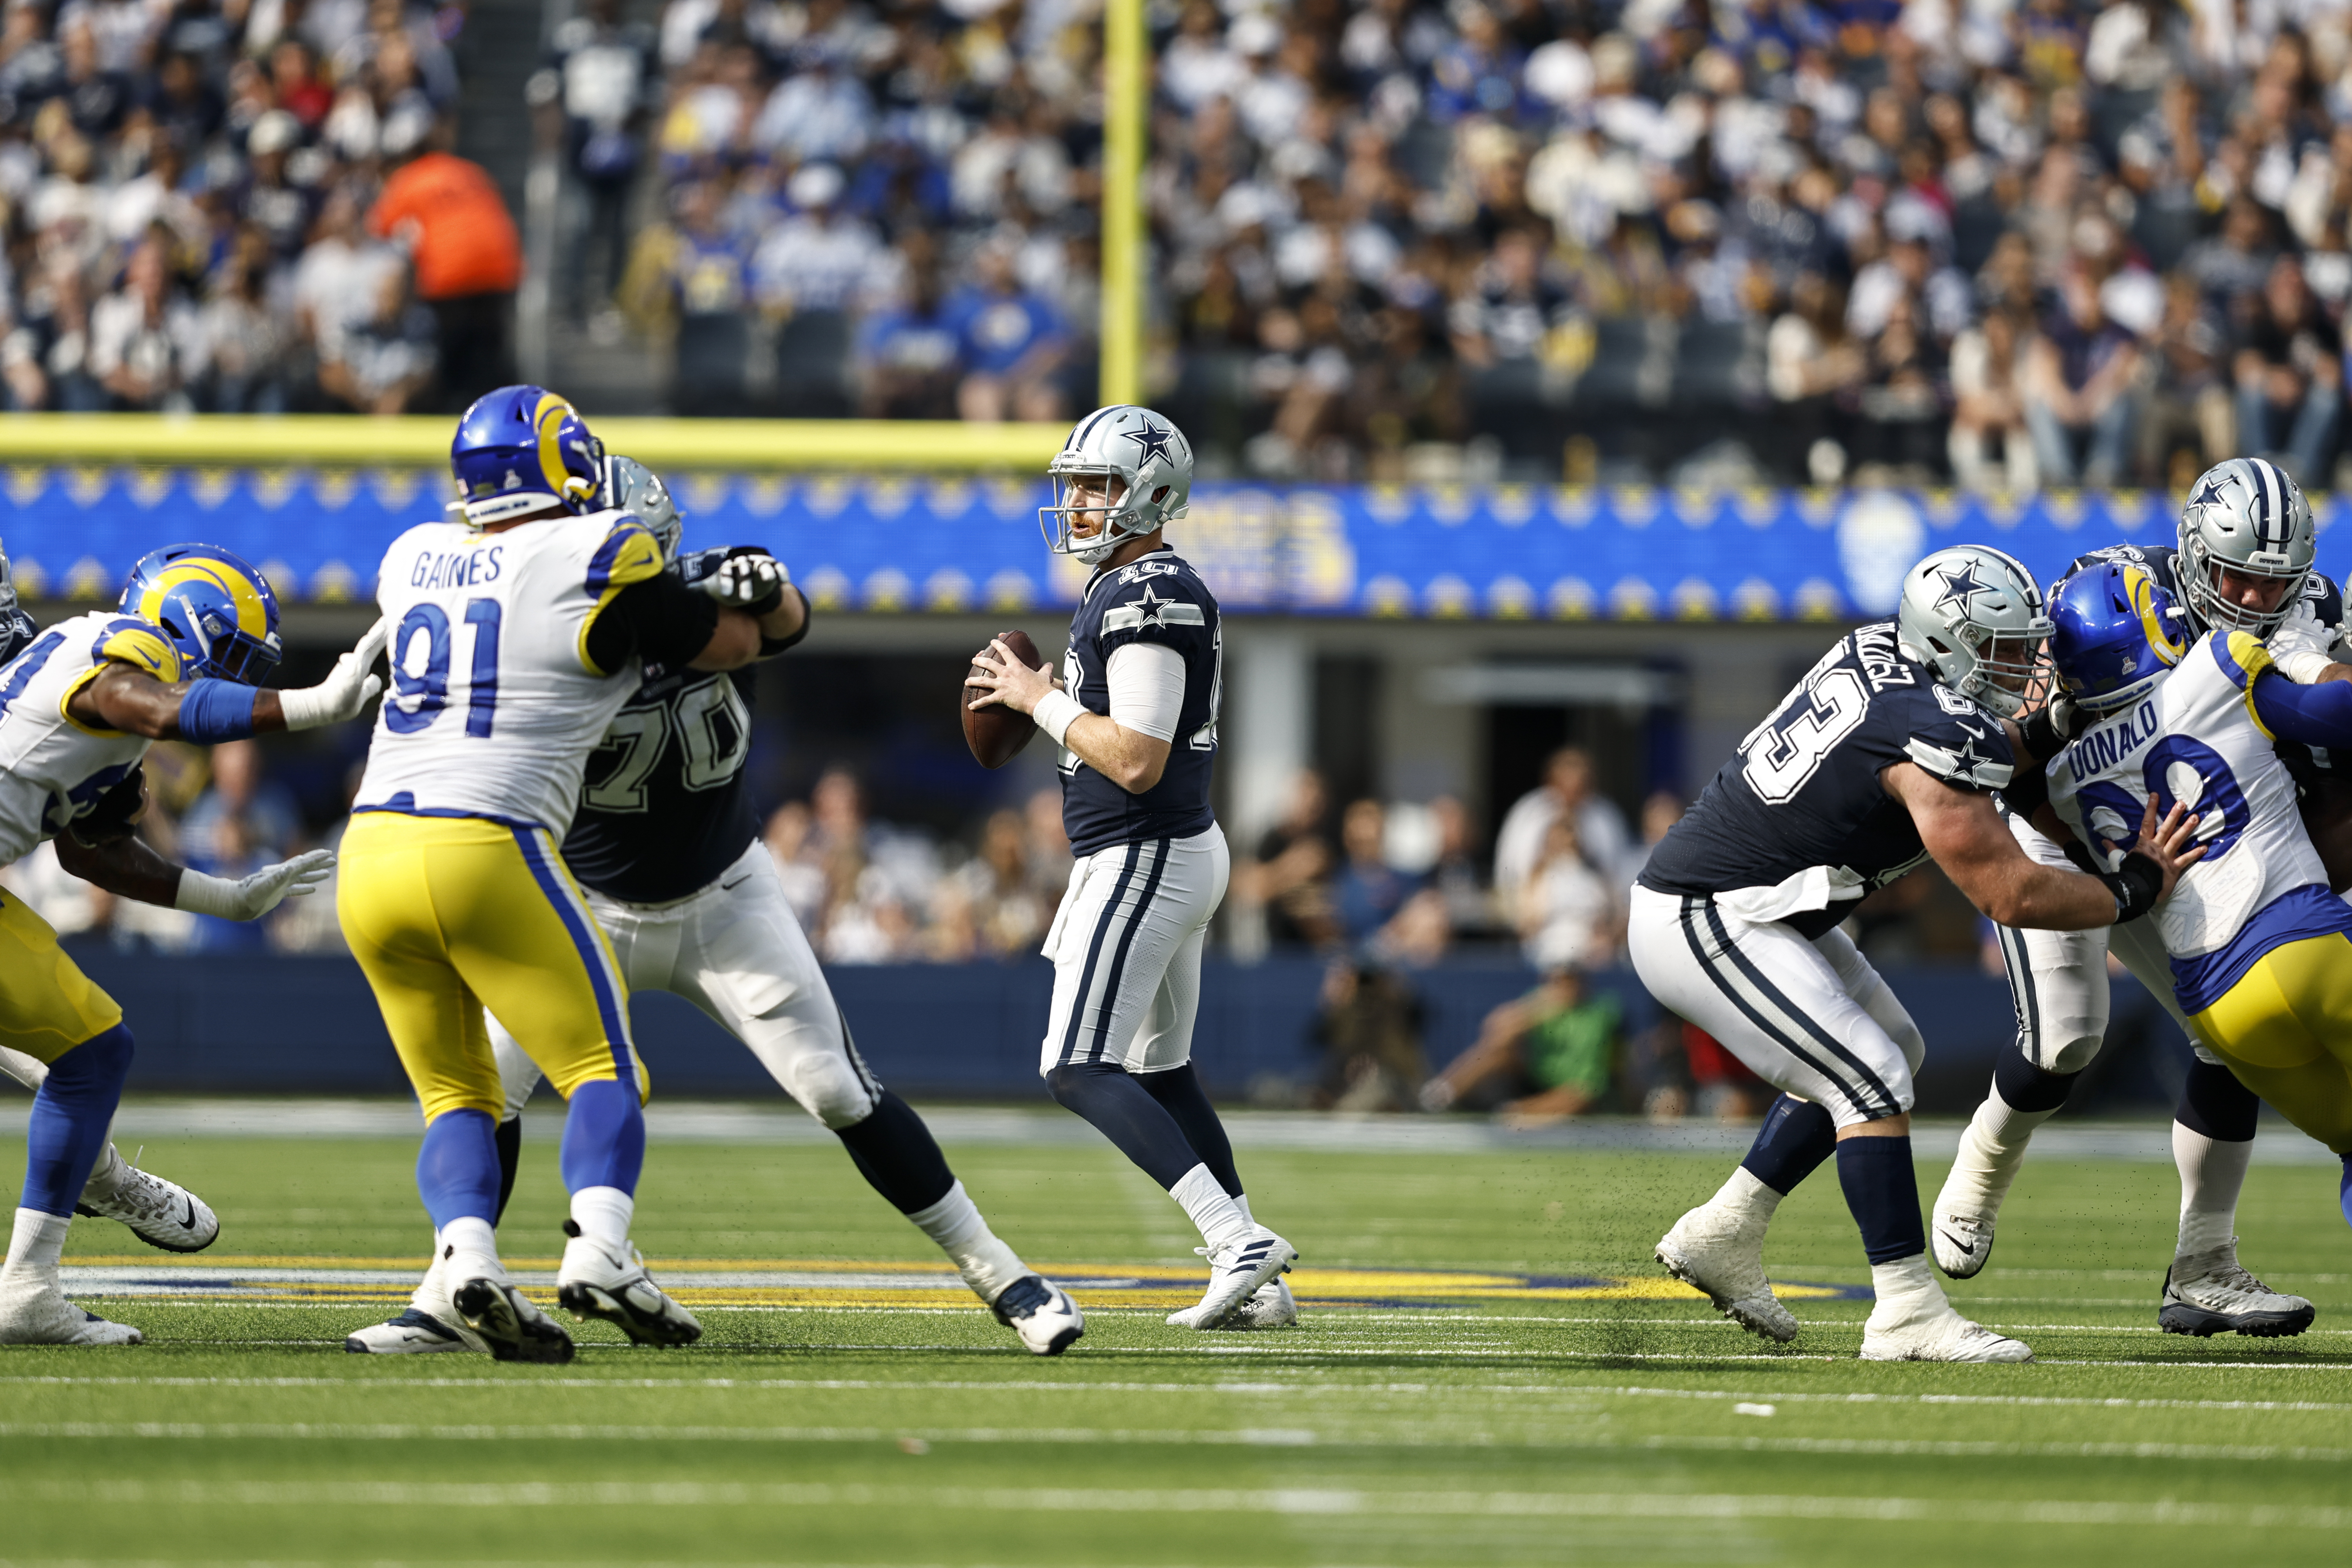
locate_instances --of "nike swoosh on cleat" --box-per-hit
[180,1196,195,1229]
[1937,1229,1979,1257]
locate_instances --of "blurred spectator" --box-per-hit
[1947,309,2036,495]
[367,129,521,411]
[1308,959,1426,1112]
[1421,967,1621,1123]
[89,232,198,410]
[946,234,1067,423]
[854,247,961,418]
[198,230,292,413]
[763,800,828,930]
[178,739,302,953]
[318,263,435,414]
[1330,797,1419,947]
[2140,273,2236,488]
[1682,1022,1768,1120]
[1239,768,1336,950]
[1493,747,1632,918]
[2233,254,2342,485]
[953,807,1051,958]
[2023,268,2141,488]
[543,0,656,324]
[1515,816,1617,972]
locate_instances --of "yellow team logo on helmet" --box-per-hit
[2124,563,2187,668]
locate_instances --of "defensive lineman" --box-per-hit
[967,405,1298,1331]
[349,457,1084,1357]
[0,541,223,1257]
[0,544,381,1343]
[338,387,765,1363]
[1632,543,2202,1362]
[1936,457,2331,1336]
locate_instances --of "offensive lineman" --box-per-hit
[967,405,1298,1332]
[0,541,223,1258]
[338,387,769,1363]
[348,457,1085,1357]
[0,545,381,1343]
[1632,543,2202,1362]
[1936,457,2333,1336]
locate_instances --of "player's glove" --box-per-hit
[279,619,388,731]
[175,848,336,921]
[69,765,147,848]
[697,550,788,615]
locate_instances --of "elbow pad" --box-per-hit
[2100,852,2164,924]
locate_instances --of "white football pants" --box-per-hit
[1628,885,1926,1129]
[1039,824,1228,1076]
[491,838,882,1128]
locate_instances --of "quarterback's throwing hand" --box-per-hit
[699,552,788,612]
[967,638,1058,716]
[279,619,388,731]
[176,848,336,921]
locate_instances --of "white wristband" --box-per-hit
[1032,689,1085,748]
[2276,648,2335,685]
[276,685,333,731]
[174,868,241,917]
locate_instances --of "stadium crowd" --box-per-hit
[592,0,2352,487]
[0,0,517,416]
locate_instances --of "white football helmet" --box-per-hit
[603,454,683,560]
[2177,456,2314,637]
[1041,405,1194,567]
[1895,543,2053,717]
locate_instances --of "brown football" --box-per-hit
[962,628,1045,769]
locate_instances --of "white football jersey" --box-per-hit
[2049,629,2333,1012]
[0,612,179,867]
[355,507,666,837]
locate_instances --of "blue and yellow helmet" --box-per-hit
[2049,561,2189,714]
[119,544,283,684]
[450,385,604,527]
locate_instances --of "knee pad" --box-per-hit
[788,1053,877,1130]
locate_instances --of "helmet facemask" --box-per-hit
[2180,540,2307,638]
[1042,465,1161,566]
[2177,456,2315,638]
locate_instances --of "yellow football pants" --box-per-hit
[0,890,122,1062]
[2190,932,2352,1154]
[337,812,646,1124]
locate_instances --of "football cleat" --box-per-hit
[555,1235,702,1348]
[1859,1309,2033,1363]
[0,1272,142,1346]
[346,1257,488,1355]
[1930,1210,1996,1281]
[989,1274,1085,1356]
[450,1275,574,1364]
[1655,1203,1798,1343]
[1166,1226,1297,1330]
[1218,1274,1298,1331]
[2159,1243,2316,1338]
[75,1155,219,1254]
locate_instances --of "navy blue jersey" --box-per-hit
[563,659,759,903]
[1059,547,1221,857]
[1640,621,2016,936]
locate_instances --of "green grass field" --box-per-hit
[4,1111,2350,1566]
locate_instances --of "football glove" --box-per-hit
[279,619,388,731]
[696,550,788,615]
[175,848,336,920]
[69,765,147,848]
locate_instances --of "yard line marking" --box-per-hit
[2,1480,2345,1529]
[3,1423,2343,1465]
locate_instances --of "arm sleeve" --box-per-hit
[582,570,721,674]
[2250,667,2352,748]
[1105,641,1186,742]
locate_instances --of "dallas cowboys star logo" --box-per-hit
[1127,584,1178,626]
[1932,560,1993,614]
[1942,736,1993,786]
[1127,417,1176,465]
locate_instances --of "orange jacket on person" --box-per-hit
[367,152,523,301]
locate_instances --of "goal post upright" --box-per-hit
[1099,0,1146,411]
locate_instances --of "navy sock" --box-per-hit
[2176,1058,2260,1143]
[559,1079,645,1195]
[417,1109,501,1230]
[1739,1094,1838,1196]
[835,1089,956,1214]
[1135,1063,1243,1197]
[493,1116,522,1227]
[1993,1048,2080,1114]
[1044,1061,1202,1190]
[22,1025,132,1216]
[1835,1134,1928,1265]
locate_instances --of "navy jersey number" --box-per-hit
[1741,666,1869,804]
[584,676,751,812]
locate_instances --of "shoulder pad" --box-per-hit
[2209,628,2272,690]
[1901,698,2014,793]
[90,617,180,683]
[587,517,663,597]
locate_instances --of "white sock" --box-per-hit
[78,1142,129,1202]
[3,1208,71,1279]
[1233,1192,1254,1227]
[2174,1122,2252,1259]
[569,1186,634,1253]
[1944,1089,2061,1212]
[1170,1163,1252,1253]
[1867,1251,1949,1327]
[906,1180,1028,1303]
[1711,1167,1782,1228]
[437,1215,501,1279]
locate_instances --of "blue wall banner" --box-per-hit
[8,469,2307,622]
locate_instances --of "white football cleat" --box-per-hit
[0,1269,142,1346]
[346,1255,488,1355]
[2159,1242,2316,1338]
[989,1274,1085,1355]
[449,1267,574,1364]
[1655,1202,1797,1343]
[1219,1275,1298,1330]
[555,1232,702,1347]
[1166,1227,1298,1330]
[1930,1210,1995,1281]
[76,1152,219,1254]
[1859,1308,2033,1363]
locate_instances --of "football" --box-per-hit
[962,628,1045,769]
